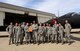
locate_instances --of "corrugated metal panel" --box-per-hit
[0,7,24,14]
[29,12,36,16]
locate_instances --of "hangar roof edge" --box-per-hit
[0,2,56,17]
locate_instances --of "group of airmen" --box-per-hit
[6,20,72,46]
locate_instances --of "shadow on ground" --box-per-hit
[71,35,80,41]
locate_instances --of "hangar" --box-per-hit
[0,2,56,31]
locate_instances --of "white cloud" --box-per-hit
[33,0,59,12]
[1,0,33,7]
[32,0,80,16]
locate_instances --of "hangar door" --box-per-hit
[4,12,38,25]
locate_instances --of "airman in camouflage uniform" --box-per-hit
[53,21,59,44]
[42,24,47,43]
[6,22,14,45]
[24,23,29,44]
[32,21,38,43]
[37,23,43,44]
[58,23,64,44]
[46,24,52,42]
[13,23,19,46]
[64,20,72,44]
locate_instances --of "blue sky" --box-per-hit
[0,0,80,16]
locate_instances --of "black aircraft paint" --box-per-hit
[46,12,80,28]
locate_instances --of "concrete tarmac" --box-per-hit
[0,33,80,51]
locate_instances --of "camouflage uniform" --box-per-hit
[53,24,59,43]
[58,25,64,43]
[24,25,29,43]
[21,24,25,44]
[42,26,47,43]
[6,25,14,45]
[46,26,52,42]
[37,25,43,43]
[65,23,71,43]
[32,24,38,43]
[13,26,18,45]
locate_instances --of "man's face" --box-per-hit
[43,24,45,26]
[55,21,57,24]
[23,22,25,25]
[16,23,18,26]
[30,23,32,25]
[46,23,48,26]
[18,24,20,26]
[26,23,29,25]
[33,21,35,24]
[59,23,61,26]
[10,22,12,25]
[65,20,68,23]
[49,24,50,26]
